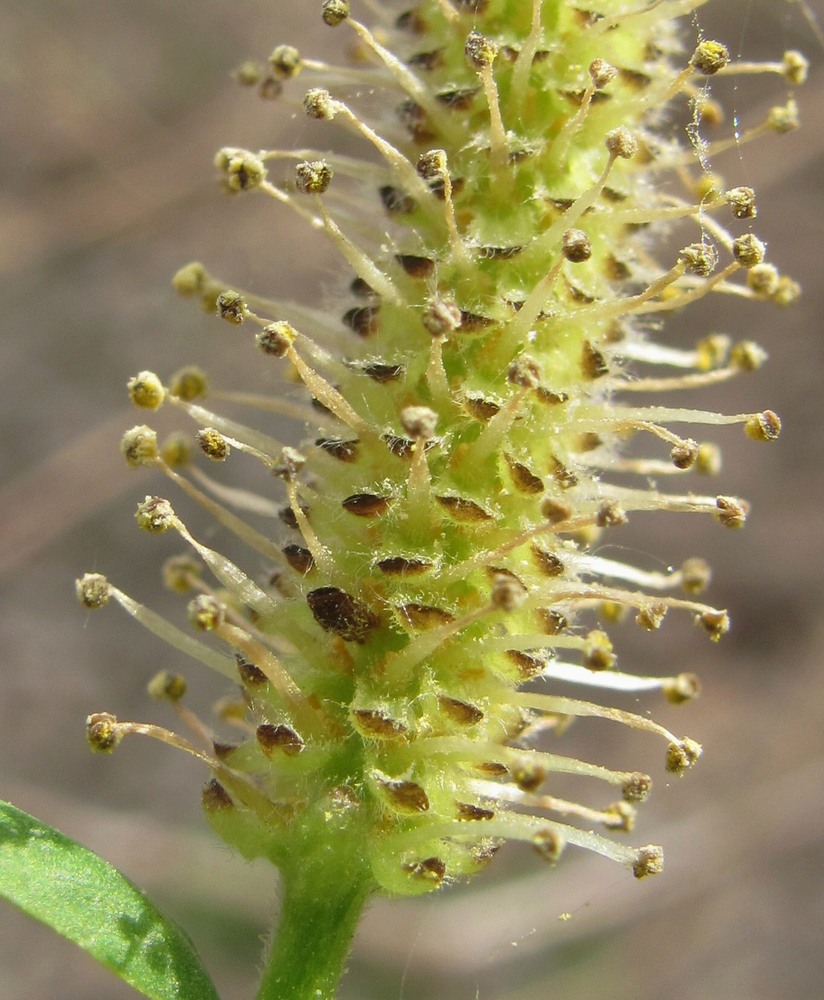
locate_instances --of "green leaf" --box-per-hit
[0,801,220,1000]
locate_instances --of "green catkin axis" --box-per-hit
[78,2,804,998]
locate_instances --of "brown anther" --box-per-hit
[666,737,702,774]
[513,764,547,792]
[732,234,766,268]
[456,802,495,821]
[435,495,492,522]
[256,321,296,357]
[506,455,544,494]
[596,500,627,527]
[341,493,393,517]
[403,857,446,884]
[188,594,225,631]
[321,0,349,27]
[343,304,380,337]
[671,439,699,470]
[633,845,664,878]
[316,438,360,463]
[307,587,380,643]
[86,713,122,753]
[216,290,247,324]
[663,672,701,704]
[491,573,528,612]
[622,772,652,803]
[283,544,315,574]
[147,671,187,702]
[715,496,749,529]
[196,427,230,462]
[584,630,615,671]
[562,228,592,263]
[533,828,565,865]
[698,609,730,642]
[589,59,618,89]
[679,242,718,277]
[257,723,305,757]
[274,447,307,480]
[398,603,455,630]
[605,126,638,159]
[581,340,609,379]
[379,185,417,215]
[463,392,502,421]
[295,159,333,195]
[76,572,111,609]
[465,30,497,69]
[236,655,268,687]
[680,557,711,595]
[690,40,730,75]
[202,778,234,811]
[416,149,448,179]
[352,709,408,740]
[507,355,542,388]
[395,254,436,278]
[376,556,432,576]
[725,186,757,220]
[745,409,781,442]
[636,603,668,631]
[269,45,302,78]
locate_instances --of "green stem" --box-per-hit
[256,855,372,1000]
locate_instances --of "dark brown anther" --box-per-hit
[438,696,484,726]
[436,495,492,522]
[212,741,239,762]
[475,761,508,777]
[403,857,446,883]
[350,276,375,298]
[342,493,393,517]
[505,455,544,494]
[596,500,628,527]
[456,802,495,821]
[462,393,501,420]
[531,545,565,577]
[506,650,547,680]
[358,360,406,383]
[236,654,268,687]
[316,438,360,462]
[202,778,234,811]
[283,545,315,574]
[383,434,415,458]
[396,99,434,141]
[582,341,609,379]
[380,778,430,813]
[395,254,436,277]
[395,10,426,33]
[278,503,308,530]
[549,457,578,489]
[533,829,564,865]
[539,609,569,634]
[351,709,408,739]
[343,304,380,337]
[398,603,455,630]
[458,309,495,331]
[377,556,433,576]
[256,723,305,757]
[671,439,699,469]
[307,587,380,643]
[513,764,547,792]
[435,86,481,109]
[408,49,444,71]
[378,184,418,215]
[536,387,569,406]
[540,499,572,523]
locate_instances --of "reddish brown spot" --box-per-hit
[456,802,495,821]
[438,696,484,725]
[283,545,314,574]
[379,185,417,216]
[202,778,233,811]
[539,609,569,634]
[463,394,501,420]
[351,709,408,739]
[357,360,406,383]
[506,649,547,679]
[505,455,544,494]
[380,778,429,813]
[398,603,455,631]
[236,654,268,686]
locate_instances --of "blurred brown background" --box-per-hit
[1,2,822,998]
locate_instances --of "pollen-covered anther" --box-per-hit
[416,149,448,180]
[747,263,779,296]
[768,100,799,133]
[636,603,668,631]
[491,573,528,612]
[698,609,730,642]
[295,159,333,195]
[400,405,438,440]
[196,427,230,462]
[86,712,123,753]
[695,442,722,476]
[76,572,111,609]
[121,425,158,468]
[303,88,336,120]
[622,772,652,804]
[589,58,618,90]
[422,300,462,337]
[679,243,718,277]
[605,126,638,160]
[268,44,302,79]
[257,723,305,757]
[602,801,636,832]
[172,261,209,297]
[725,186,757,220]
[745,409,781,442]
[670,438,699,470]
[666,737,703,775]
[732,234,767,269]
[596,500,627,527]
[680,557,711,595]
[135,496,176,533]
[187,594,225,632]
[584,630,616,671]
[729,340,768,372]
[216,290,247,324]
[663,672,702,705]
[782,50,809,86]
[162,555,201,593]
[715,495,749,529]
[256,321,296,357]
[147,670,187,702]
[128,371,166,410]
[321,0,349,27]
[214,147,267,192]
[465,30,497,70]
[160,433,191,467]
[690,40,730,76]
[562,228,592,263]
[169,366,208,401]
[633,845,664,879]
[532,828,565,866]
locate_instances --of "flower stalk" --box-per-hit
[77,1,804,996]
